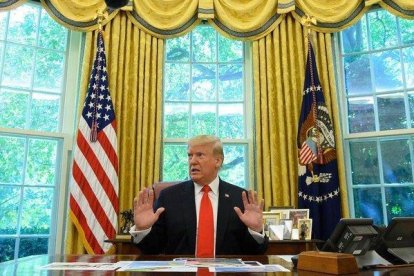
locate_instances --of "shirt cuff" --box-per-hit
[248,228,265,243]
[129,225,152,244]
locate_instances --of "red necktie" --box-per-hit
[196,185,214,257]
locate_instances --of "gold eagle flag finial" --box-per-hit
[301,15,317,34]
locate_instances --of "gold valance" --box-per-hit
[0,0,27,10]
[8,0,410,39]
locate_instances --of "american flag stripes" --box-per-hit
[70,30,119,254]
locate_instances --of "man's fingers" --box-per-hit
[133,197,139,210]
[233,207,243,218]
[259,198,264,210]
[241,191,249,206]
[155,207,165,216]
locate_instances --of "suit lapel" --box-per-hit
[180,181,197,251]
[216,180,232,251]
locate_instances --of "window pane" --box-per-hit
[38,10,67,51]
[347,97,375,133]
[381,139,412,183]
[164,63,190,101]
[2,44,34,89]
[21,187,54,234]
[164,103,189,138]
[0,186,20,234]
[218,103,244,139]
[191,104,216,136]
[0,42,4,71]
[372,50,402,92]
[400,18,414,45]
[385,187,414,222]
[162,144,188,181]
[0,89,29,129]
[408,92,414,127]
[353,188,383,225]
[402,46,414,88]
[0,136,25,184]
[0,238,16,262]
[219,145,246,188]
[218,36,243,62]
[218,64,243,101]
[7,5,39,46]
[341,19,368,54]
[344,54,372,95]
[192,64,216,101]
[368,10,398,50]
[0,12,7,40]
[26,139,58,186]
[377,94,406,130]
[349,141,379,184]
[192,27,216,62]
[18,237,48,258]
[30,93,60,132]
[34,50,65,92]
[165,34,190,62]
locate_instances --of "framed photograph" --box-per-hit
[269,225,284,240]
[280,219,293,240]
[298,218,313,240]
[268,208,290,219]
[288,209,309,228]
[262,211,281,236]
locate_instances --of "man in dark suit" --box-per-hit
[131,135,268,255]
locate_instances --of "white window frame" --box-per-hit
[334,8,414,224]
[161,25,255,189]
[0,2,83,259]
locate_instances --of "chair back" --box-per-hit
[152,181,180,200]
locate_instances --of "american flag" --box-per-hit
[70,30,119,254]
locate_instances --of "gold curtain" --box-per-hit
[65,12,164,254]
[252,14,349,217]
[0,0,27,10]
[40,0,414,38]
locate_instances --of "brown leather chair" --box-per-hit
[152,181,180,200]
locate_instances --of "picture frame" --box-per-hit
[298,218,313,240]
[268,225,284,240]
[288,209,309,228]
[268,208,290,220]
[262,211,281,236]
[280,219,293,240]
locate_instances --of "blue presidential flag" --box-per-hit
[297,40,341,241]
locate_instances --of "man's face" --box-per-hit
[187,143,222,186]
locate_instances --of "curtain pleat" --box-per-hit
[252,15,349,217]
[65,12,163,254]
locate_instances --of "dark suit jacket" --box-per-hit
[136,179,268,255]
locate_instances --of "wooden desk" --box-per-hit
[105,235,324,255]
[1,254,414,275]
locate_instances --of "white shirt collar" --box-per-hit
[194,176,219,195]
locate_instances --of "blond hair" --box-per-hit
[188,135,224,160]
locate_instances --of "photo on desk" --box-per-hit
[288,209,309,228]
[280,219,293,240]
[263,212,281,236]
[268,208,290,219]
[298,218,312,240]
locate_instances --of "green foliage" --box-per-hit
[163,25,248,186]
[0,238,15,262]
[18,237,48,258]
[0,3,68,263]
